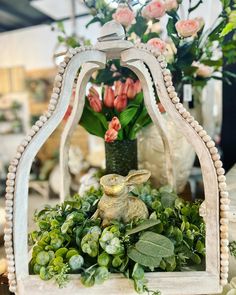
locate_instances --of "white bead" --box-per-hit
[5,221,13,229]
[220,198,230,205]
[54,81,62,88]
[17,145,24,153]
[179,107,186,114]
[220,279,228,286]
[186,116,194,123]
[206,140,215,148]
[221,273,228,279]
[6,180,14,186]
[167,86,175,93]
[4,228,12,234]
[165,81,173,87]
[221,260,229,266]
[9,286,17,293]
[175,103,182,110]
[50,98,57,105]
[21,140,28,147]
[10,158,19,166]
[8,266,15,273]
[44,111,52,118]
[5,247,13,254]
[215,160,223,168]
[25,135,32,142]
[221,266,229,273]
[4,234,12,241]
[8,273,15,280]
[7,173,16,180]
[32,125,39,132]
[203,135,211,142]
[217,168,225,175]
[169,91,177,98]
[199,130,207,137]
[221,191,228,198]
[8,165,16,173]
[218,175,226,182]
[210,147,218,154]
[6,193,13,200]
[219,182,227,190]
[164,75,171,82]
[10,279,16,286]
[51,93,59,99]
[65,52,73,59]
[191,120,199,128]
[182,111,190,118]
[172,97,180,104]
[5,207,13,215]
[59,61,67,68]
[160,61,167,68]
[64,56,71,63]
[15,152,21,159]
[5,213,13,221]
[221,246,229,253]
[220,231,228,239]
[6,187,14,193]
[35,120,43,127]
[220,227,229,235]
[29,129,36,136]
[6,200,13,206]
[158,55,165,62]
[48,104,56,111]
[195,125,203,132]
[220,204,229,211]
[221,211,229,218]
[220,218,229,225]
[40,116,47,123]
[53,87,60,94]
[58,67,65,74]
[6,253,14,259]
[162,69,171,76]
[212,154,220,161]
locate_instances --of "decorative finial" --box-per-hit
[97,20,126,42]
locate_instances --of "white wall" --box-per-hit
[0,0,222,70]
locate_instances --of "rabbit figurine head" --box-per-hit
[100,169,151,196]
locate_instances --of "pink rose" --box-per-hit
[175,19,200,38]
[142,0,166,20]
[193,62,213,78]
[147,38,166,53]
[165,0,178,11]
[109,117,121,131]
[194,17,205,30]
[104,86,115,108]
[112,5,135,27]
[105,128,118,143]
[114,94,127,112]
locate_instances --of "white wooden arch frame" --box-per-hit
[4,32,229,295]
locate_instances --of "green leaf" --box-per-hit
[136,231,174,258]
[127,247,161,268]
[126,219,160,236]
[220,23,235,37]
[80,106,106,138]
[161,192,177,208]
[87,106,108,130]
[128,15,148,37]
[201,59,223,67]
[119,107,138,128]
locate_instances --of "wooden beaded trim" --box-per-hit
[4,45,95,293]
[134,42,229,286]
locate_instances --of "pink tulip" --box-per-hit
[114,80,125,97]
[147,38,166,53]
[105,128,118,143]
[142,0,166,20]
[123,78,137,100]
[175,19,200,38]
[109,116,121,131]
[104,86,115,108]
[114,94,127,112]
[134,80,142,93]
[112,5,135,27]
[88,95,102,112]
[89,86,100,99]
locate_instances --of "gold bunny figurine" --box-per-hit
[92,170,151,227]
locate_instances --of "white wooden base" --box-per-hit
[17,272,222,295]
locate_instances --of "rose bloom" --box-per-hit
[142,0,166,20]
[165,0,178,11]
[109,117,121,131]
[112,5,135,27]
[194,17,205,30]
[105,128,118,143]
[195,64,213,78]
[104,86,115,108]
[175,19,200,38]
[148,38,166,53]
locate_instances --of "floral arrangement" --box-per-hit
[29,182,205,294]
[80,79,152,142]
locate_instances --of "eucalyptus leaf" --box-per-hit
[136,231,174,258]
[126,219,160,236]
[127,247,161,268]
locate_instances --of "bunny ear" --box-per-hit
[125,170,151,186]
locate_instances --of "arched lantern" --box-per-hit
[4,21,229,295]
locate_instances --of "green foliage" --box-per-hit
[229,241,236,258]
[29,182,205,293]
